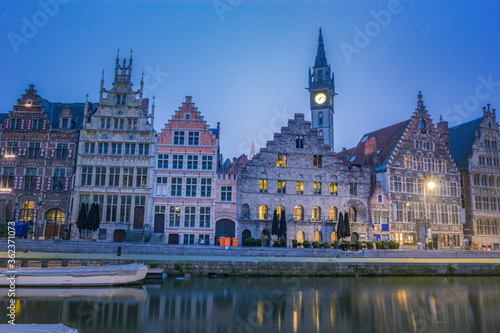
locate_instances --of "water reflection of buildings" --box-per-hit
[2,277,500,332]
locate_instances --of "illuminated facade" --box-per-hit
[0,85,83,238]
[154,97,220,244]
[449,104,500,250]
[346,92,463,247]
[70,50,156,241]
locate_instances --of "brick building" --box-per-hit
[449,104,500,250]
[154,97,220,244]
[0,84,83,238]
[346,92,463,248]
[70,51,156,241]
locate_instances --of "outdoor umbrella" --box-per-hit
[278,209,287,239]
[344,212,351,237]
[89,203,101,232]
[337,212,345,241]
[271,209,279,236]
[76,203,88,230]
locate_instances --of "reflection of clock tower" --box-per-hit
[308,28,335,150]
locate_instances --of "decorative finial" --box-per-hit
[116,48,120,57]
[152,94,156,105]
[487,103,491,112]
[86,93,89,102]
[101,70,104,80]
[418,91,423,101]
[141,71,144,81]
[130,48,133,57]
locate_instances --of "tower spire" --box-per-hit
[315,28,328,67]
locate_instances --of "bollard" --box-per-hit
[117,246,122,256]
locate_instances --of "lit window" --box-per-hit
[277,153,287,167]
[259,205,268,220]
[278,180,286,194]
[259,179,268,193]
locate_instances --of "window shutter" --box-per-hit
[15,209,20,221]
[4,118,10,130]
[13,176,19,190]
[39,148,45,157]
[32,209,38,221]
[42,119,48,131]
[45,177,52,191]
[35,176,42,191]
[17,177,24,190]
[21,148,28,156]
[26,119,32,130]
[0,147,4,156]
[49,149,56,158]
[63,177,70,191]
[68,149,73,158]
[20,119,25,130]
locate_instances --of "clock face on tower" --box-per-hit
[314,92,327,105]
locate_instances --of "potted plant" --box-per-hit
[245,237,255,247]
[255,239,263,247]
[273,240,280,247]
[87,261,102,267]
[312,241,320,248]
[356,241,363,251]
[366,241,374,249]
[322,242,330,249]
[28,230,33,239]
[375,241,382,249]
[279,238,287,248]
[344,241,351,251]
[292,239,298,248]
[333,240,340,249]
[68,260,82,267]
[303,240,310,248]
[27,260,42,268]
[47,260,62,268]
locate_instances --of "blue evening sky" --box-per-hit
[1,0,500,160]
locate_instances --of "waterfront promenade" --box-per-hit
[2,239,500,276]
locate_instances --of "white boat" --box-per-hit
[0,286,147,301]
[0,324,77,332]
[0,263,148,287]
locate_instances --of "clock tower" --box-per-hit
[308,28,335,150]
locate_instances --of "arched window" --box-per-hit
[312,206,321,221]
[259,205,268,220]
[318,70,323,81]
[318,112,324,126]
[497,176,500,188]
[329,206,337,222]
[482,174,487,186]
[295,135,304,149]
[349,207,356,222]
[296,231,305,243]
[489,175,495,187]
[241,204,250,219]
[45,208,65,223]
[314,231,322,242]
[330,232,337,242]
[474,174,480,186]
[294,206,304,221]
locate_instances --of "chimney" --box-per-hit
[437,115,450,146]
[364,137,377,155]
[342,147,347,152]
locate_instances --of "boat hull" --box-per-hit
[0,265,148,287]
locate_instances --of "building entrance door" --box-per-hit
[133,206,145,229]
[154,214,164,233]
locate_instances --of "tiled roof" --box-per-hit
[40,98,86,130]
[345,119,411,170]
[449,117,483,170]
[224,154,247,175]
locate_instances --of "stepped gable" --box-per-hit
[224,154,248,176]
[251,113,333,165]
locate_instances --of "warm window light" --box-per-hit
[427,181,436,190]
[0,188,12,192]
[25,101,32,107]
[4,154,16,158]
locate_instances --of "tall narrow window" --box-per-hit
[188,132,200,145]
[28,142,41,158]
[120,196,132,222]
[81,166,93,186]
[313,155,322,168]
[171,178,182,196]
[277,153,287,167]
[173,131,185,145]
[24,167,38,191]
[330,183,338,195]
[259,205,268,220]
[296,181,304,194]
[259,179,268,193]
[295,135,304,149]
[221,186,232,201]
[278,180,286,194]
[200,178,212,197]
[169,206,181,227]
[122,167,134,187]
[184,207,196,228]
[105,195,118,222]
[94,167,106,187]
[136,168,148,188]
[155,177,168,196]
[56,143,69,158]
[312,206,321,221]
[200,207,211,228]
[313,182,322,195]
[108,167,120,187]
[186,178,197,197]
[318,112,323,126]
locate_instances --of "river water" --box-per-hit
[1,276,500,333]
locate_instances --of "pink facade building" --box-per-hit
[154,97,219,244]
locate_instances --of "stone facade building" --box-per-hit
[0,84,83,238]
[449,104,500,250]
[70,51,156,241]
[237,113,372,246]
[346,93,463,248]
[154,97,219,245]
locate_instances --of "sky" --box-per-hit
[1,0,500,160]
